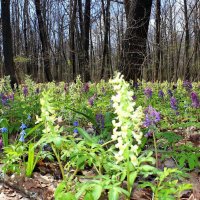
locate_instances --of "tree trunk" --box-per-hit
[183,0,190,80]
[1,0,18,89]
[121,0,153,82]
[100,0,111,79]
[34,0,53,82]
[69,0,77,80]
[83,0,91,82]
[154,0,161,81]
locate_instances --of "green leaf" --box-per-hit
[56,192,76,200]
[53,136,63,149]
[66,106,97,127]
[139,182,155,191]
[188,154,196,170]
[92,185,103,200]
[84,192,94,200]
[26,143,35,177]
[129,171,137,186]
[108,188,119,200]
[178,155,186,168]
[76,127,95,143]
[120,171,127,182]
[140,165,158,173]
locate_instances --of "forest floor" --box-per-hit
[0,125,200,200]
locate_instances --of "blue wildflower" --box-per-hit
[19,130,26,142]
[27,115,31,120]
[1,127,8,133]
[73,121,79,127]
[98,139,104,144]
[20,123,27,130]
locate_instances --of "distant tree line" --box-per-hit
[0,0,200,86]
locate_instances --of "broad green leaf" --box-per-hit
[84,192,94,200]
[56,193,76,200]
[92,185,103,200]
[129,171,137,186]
[76,127,95,143]
[108,188,119,200]
[140,165,157,172]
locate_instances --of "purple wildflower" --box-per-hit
[170,97,178,110]
[191,92,200,108]
[23,86,28,97]
[172,84,177,90]
[0,138,2,151]
[145,131,153,138]
[36,88,40,94]
[143,106,161,127]
[64,83,68,93]
[102,87,105,94]
[9,93,14,101]
[183,80,192,91]
[144,88,153,99]
[168,90,173,97]
[88,94,97,106]
[96,114,105,129]
[134,82,139,90]
[1,95,8,105]
[158,90,164,98]
[132,95,137,101]
[83,83,90,93]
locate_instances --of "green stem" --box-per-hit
[153,132,158,168]
[51,144,65,180]
[126,157,131,199]
[101,139,115,147]
[69,167,79,182]
[2,133,8,147]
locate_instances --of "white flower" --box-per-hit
[110,72,144,163]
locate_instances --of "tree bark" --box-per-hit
[183,0,190,80]
[1,0,18,89]
[154,0,161,81]
[121,0,153,82]
[100,0,111,79]
[69,0,77,80]
[83,0,91,82]
[34,0,53,82]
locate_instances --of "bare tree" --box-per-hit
[1,0,18,88]
[34,0,53,81]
